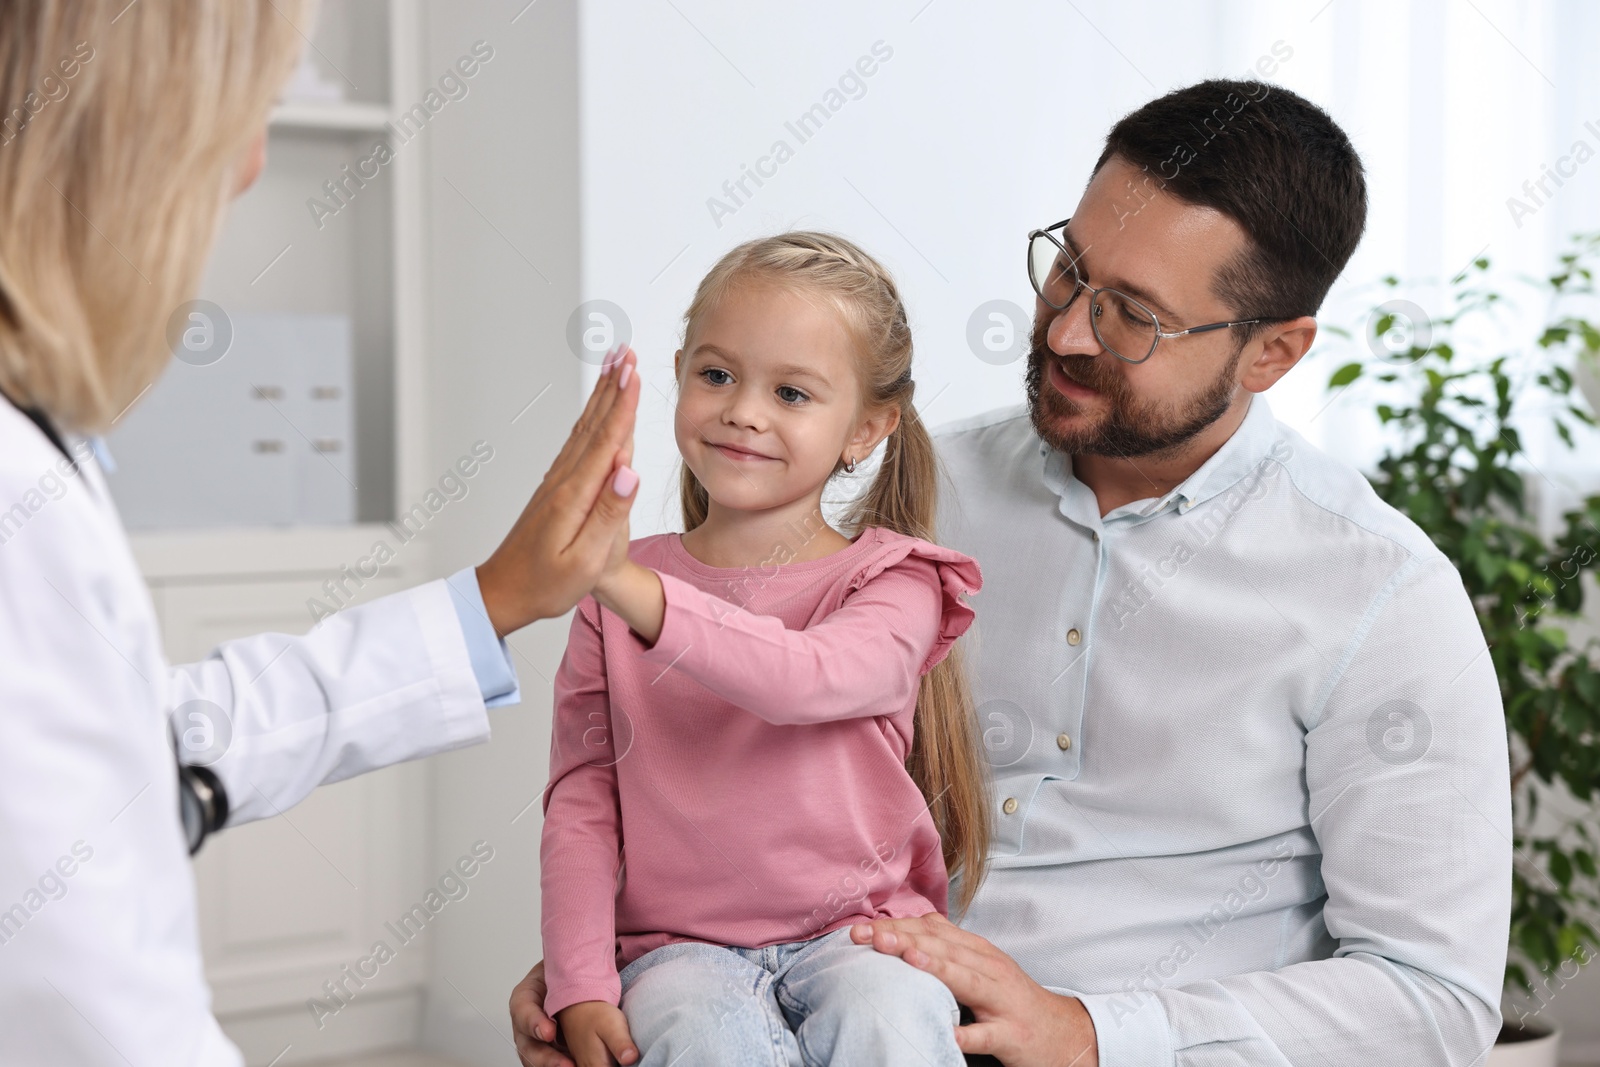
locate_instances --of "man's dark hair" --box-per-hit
[1094,78,1366,326]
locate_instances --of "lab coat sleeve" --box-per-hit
[167,574,496,826]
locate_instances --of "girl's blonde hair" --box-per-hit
[677,231,992,916]
[0,0,311,432]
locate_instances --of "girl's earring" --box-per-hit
[844,454,856,474]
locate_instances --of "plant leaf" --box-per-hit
[1329,362,1363,388]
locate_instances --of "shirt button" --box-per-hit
[1057,733,1072,750]
[1067,628,1082,645]
[1092,530,1101,542]
[1002,797,1018,815]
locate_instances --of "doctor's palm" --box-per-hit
[477,349,640,635]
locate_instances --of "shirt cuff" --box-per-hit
[445,566,521,708]
[1074,989,1175,1067]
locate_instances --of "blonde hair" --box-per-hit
[0,1,312,432]
[677,232,992,916]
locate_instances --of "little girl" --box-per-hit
[540,232,990,1067]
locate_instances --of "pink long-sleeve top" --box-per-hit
[538,525,983,1016]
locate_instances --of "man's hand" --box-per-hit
[850,913,1099,1067]
[555,1001,639,1067]
[478,346,641,637]
[510,960,575,1067]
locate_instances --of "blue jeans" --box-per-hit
[617,924,966,1066]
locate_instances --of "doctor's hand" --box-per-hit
[511,958,578,1067]
[851,912,1100,1067]
[478,347,641,637]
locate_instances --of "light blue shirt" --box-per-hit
[446,567,520,708]
[931,395,1511,1067]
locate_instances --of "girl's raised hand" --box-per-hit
[598,391,637,583]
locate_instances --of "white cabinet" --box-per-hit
[150,567,431,1066]
[109,314,357,530]
[150,565,429,1063]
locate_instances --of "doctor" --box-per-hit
[0,2,640,1064]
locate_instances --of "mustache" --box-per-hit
[1028,339,1127,396]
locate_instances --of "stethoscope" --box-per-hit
[1,387,228,855]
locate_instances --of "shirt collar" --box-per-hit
[1036,393,1279,521]
[87,434,115,474]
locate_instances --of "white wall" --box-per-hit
[575,0,1600,536]
[577,0,1266,536]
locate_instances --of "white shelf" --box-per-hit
[270,100,391,132]
[118,0,426,570]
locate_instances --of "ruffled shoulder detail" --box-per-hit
[842,527,983,674]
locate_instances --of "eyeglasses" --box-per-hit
[1027,217,1266,364]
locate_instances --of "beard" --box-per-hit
[1023,315,1242,458]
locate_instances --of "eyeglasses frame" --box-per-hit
[1027,216,1268,364]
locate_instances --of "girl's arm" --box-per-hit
[592,559,666,644]
[540,606,628,1017]
[593,553,971,726]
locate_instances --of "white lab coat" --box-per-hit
[0,399,495,1066]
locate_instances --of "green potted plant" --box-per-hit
[1325,233,1600,1067]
